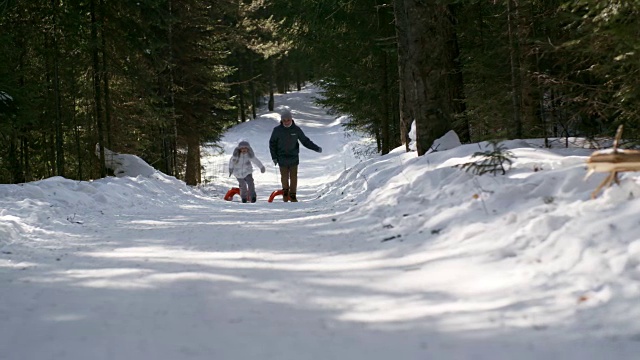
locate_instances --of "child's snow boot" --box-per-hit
[289,193,298,202]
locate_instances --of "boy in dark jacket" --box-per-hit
[269,108,322,202]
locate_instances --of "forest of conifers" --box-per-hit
[0,1,638,185]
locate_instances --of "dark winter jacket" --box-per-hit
[269,120,321,167]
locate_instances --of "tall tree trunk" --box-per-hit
[91,0,106,177]
[238,60,246,122]
[507,0,523,138]
[397,0,454,156]
[100,0,113,149]
[184,130,200,186]
[8,132,24,183]
[51,0,64,177]
[250,59,257,119]
[22,137,30,182]
[161,126,171,175]
[72,87,83,179]
[268,58,275,111]
[375,125,382,153]
[44,52,56,176]
[380,51,390,155]
[278,58,289,93]
[168,0,178,177]
[18,49,29,182]
[393,0,413,151]
[239,84,246,122]
[48,131,55,176]
[445,5,469,143]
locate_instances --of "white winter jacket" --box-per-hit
[229,141,265,179]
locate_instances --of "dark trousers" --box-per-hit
[279,165,298,194]
[237,174,256,201]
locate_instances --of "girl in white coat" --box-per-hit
[229,140,265,203]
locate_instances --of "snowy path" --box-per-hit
[4,199,635,360]
[2,86,640,359]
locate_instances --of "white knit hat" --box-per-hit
[280,108,292,120]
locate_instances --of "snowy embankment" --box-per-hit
[314,139,640,341]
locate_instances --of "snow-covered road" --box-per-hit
[2,86,640,359]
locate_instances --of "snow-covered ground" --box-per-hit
[1,85,640,359]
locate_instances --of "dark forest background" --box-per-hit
[1,0,638,185]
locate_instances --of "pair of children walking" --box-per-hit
[228,108,322,203]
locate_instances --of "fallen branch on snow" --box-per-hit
[585,125,640,199]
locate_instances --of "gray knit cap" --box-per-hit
[280,109,292,120]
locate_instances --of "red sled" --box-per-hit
[268,189,284,203]
[224,187,240,201]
